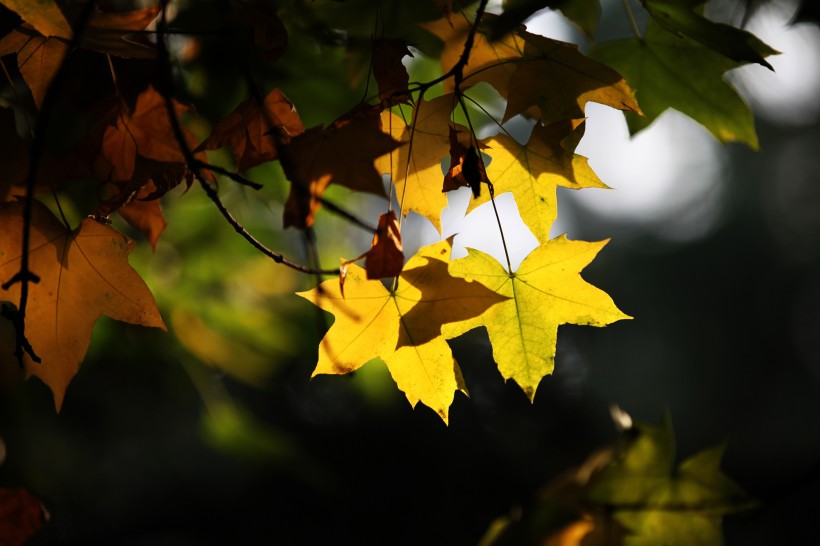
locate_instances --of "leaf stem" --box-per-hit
[456,93,513,273]
[622,0,642,40]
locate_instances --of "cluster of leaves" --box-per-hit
[0,0,775,421]
[480,412,756,546]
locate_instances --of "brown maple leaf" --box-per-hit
[233,2,288,62]
[0,201,166,410]
[0,5,162,107]
[340,210,404,295]
[372,38,413,106]
[282,106,401,229]
[443,125,488,196]
[195,88,304,172]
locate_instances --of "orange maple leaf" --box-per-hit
[0,201,166,410]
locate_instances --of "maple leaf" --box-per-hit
[504,31,641,124]
[470,119,606,242]
[0,201,166,410]
[422,14,640,125]
[0,4,161,107]
[375,94,465,232]
[0,33,68,108]
[371,37,413,106]
[341,210,404,289]
[100,85,198,181]
[422,15,522,102]
[0,109,90,199]
[282,106,400,229]
[96,176,169,249]
[232,1,288,62]
[590,19,761,148]
[196,88,304,172]
[444,236,630,401]
[479,414,756,546]
[95,85,207,246]
[585,415,757,545]
[298,239,508,422]
[642,0,777,69]
[443,125,487,196]
[0,0,72,38]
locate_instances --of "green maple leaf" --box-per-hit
[590,19,763,148]
[586,415,757,546]
[642,0,778,69]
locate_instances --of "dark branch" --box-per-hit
[155,1,340,277]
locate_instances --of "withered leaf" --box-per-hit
[233,2,288,62]
[341,210,404,295]
[196,88,304,172]
[282,106,401,229]
[372,38,413,106]
[443,125,487,196]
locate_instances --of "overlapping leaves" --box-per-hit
[0,0,777,430]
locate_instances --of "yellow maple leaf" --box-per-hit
[444,236,630,401]
[473,120,607,242]
[298,239,507,422]
[376,94,465,232]
[422,16,522,101]
[0,201,166,410]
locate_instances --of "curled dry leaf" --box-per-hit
[340,210,404,296]
[443,125,487,197]
[196,88,304,172]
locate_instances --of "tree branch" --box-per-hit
[155,1,340,276]
[2,0,98,367]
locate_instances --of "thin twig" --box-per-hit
[456,93,513,273]
[2,0,98,366]
[155,0,339,277]
[622,0,642,40]
[194,161,377,233]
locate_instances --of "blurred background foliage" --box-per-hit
[2,0,820,544]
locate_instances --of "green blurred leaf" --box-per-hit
[590,19,760,148]
[480,414,756,546]
[642,0,778,69]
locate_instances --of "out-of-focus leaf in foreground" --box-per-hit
[480,413,757,546]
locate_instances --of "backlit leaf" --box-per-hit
[0,201,166,410]
[196,88,304,172]
[282,106,401,229]
[376,94,465,232]
[298,239,507,422]
[472,119,606,242]
[642,0,777,69]
[445,236,629,400]
[0,0,72,38]
[590,20,760,148]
